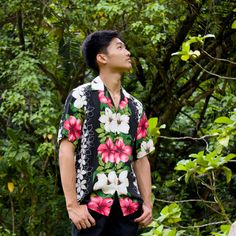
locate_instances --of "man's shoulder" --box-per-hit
[65,82,92,103]
[72,82,92,93]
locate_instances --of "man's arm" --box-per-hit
[133,156,153,226]
[59,139,95,229]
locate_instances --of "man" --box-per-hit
[58,30,155,236]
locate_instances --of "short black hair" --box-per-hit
[82,30,122,73]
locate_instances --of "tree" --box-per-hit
[0,0,236,235]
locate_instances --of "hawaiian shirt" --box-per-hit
[58,76,155,217]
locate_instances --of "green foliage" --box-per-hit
[175,150,235,183]
[148,117,166,144]
[1,0,236,235]
[141,203,184,236]
[171,34,215,61]
[232,9,236,29]
[211,224,230,236]
[157,203,181,224]
[0,227,15,236]
[211,111,236,147]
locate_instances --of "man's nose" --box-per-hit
[126,49,131,56]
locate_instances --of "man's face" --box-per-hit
[103,37,132,73]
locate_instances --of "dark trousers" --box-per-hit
[71,197,142,236]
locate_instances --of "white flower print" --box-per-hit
[137,139,155,159]
[99,108,117,133]
[72,89,87,109]
[76,179,87,200]
[77,169,87,180]
[99,109,130,134]
[78,155,86,166]
[116,113,130,134]
[93,171,129,195]
[93,173,108,191]
[76,179,87,191]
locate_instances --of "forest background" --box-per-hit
[0,0,236,235]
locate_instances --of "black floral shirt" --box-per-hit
[58,76,155,217]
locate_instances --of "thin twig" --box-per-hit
[202,49,236,65]
[159,134,218,141]
[156,198,216,204]
[193,61,236,80]
[178,221,227,229]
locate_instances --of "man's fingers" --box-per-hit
[83,219,92,228]
[134,212,147,222]
[76,223,82,230]
[88,214,96,226]
[140,216,152,226]
[79,221,87,229]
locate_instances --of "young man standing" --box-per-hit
[58,30,155,236]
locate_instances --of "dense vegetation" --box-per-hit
[0,0,236,235]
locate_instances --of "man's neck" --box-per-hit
[99,71,122,95]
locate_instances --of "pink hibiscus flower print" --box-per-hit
[114,139,132,163]
[119,97,128,110]
[63,115,82,142]
[88,196,113,216]
[119,197,139,216]
[97,138,115,163]
[136,113,148,140]
[98,91,112,108]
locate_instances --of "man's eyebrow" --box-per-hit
[116,42,125,46]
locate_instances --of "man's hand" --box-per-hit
[67,204,96,230]
[134,203,152,227]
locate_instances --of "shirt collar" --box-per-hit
[91,76,131,98]
[91,76,104,91]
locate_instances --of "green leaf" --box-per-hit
[224,153,236,161]
[7,128,19,145]
[148,117,158,131]
[184,172,191,183]
[153,225,164,235]
[158,203,181,223]
[96,166,104,172]
[214,116,233,124]
[175,159,196,172]
[163,228,176,236]
[96,128,104,133]
[232,20,236,29]
[181,54,189,61]
[182,41,190,52]
[218,135,230,147]
[222,167,232,183]
[220,224,230,234]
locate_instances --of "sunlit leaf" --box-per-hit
[8,182,14,193]
[214,116,233,124]
[232,20,236,29]
[181,54,189,61]
[218,136,229,147]
[222,167,232,183]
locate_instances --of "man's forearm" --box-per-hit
[133,156,152,207]
[59,139,78,207]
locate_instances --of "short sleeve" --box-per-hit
[134,111,155,160]
[57,89,85,146]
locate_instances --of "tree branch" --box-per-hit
[17,10,25,50]
[162,0,207,71]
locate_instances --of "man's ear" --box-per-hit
[96,53,107,65]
